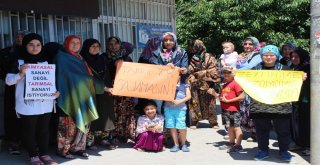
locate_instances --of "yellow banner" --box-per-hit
[113,62,180,101]
[234,70,303,104]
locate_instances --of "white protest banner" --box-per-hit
[25,64,56,99]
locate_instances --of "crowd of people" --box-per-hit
[0,30,310,165]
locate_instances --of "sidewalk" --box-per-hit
[0,119,310,165]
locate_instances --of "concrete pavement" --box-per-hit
[0,117,310,165]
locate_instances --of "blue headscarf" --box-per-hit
[243,36,260,52]
[260,45,280,59]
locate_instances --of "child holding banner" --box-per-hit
[164,78,191,152]
[5,33,58,165]
[134,100,164,152]
[208,66,245,153]
[249,45,306,162]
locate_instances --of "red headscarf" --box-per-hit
[64,35,92,75]
[64,35,82,57]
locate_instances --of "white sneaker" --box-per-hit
[247,137,254,142]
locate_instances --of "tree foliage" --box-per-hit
[176,0,310,56]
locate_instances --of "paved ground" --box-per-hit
[0,102,311,165]
[0,123,310,164]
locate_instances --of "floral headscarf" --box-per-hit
[140,37,161,59]
[105,36,134,61]
[160,32,177,63]
[121,42,134,56]
[190,39,206,67]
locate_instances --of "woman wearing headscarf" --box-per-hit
[187,39,220,128]
[237,36,262,70]
[80,39,116,149]
[148,32,189,111]
[138,37,161,63]
[280,42,297,67]
[236,36,262,142]
[1,30,29,155]
[290,47,310,156]
[54,35,98,159]
[250,45,306,162]
[5,33,58,164]
[103,36,136,143]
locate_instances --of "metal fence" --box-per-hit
[0,0,175,61]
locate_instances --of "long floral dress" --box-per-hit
[187,40,220,127]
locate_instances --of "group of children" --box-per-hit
[134,64,245,154]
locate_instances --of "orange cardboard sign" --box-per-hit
[113,62,179,101]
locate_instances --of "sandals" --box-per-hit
[106,144,117,150]
[57,152,75,159]
[101,139,117,150]
[72,150,89,158]
[40,155,57,165]
[30,156,44,165]
[87,145,98,150]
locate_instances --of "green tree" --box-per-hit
[176,0,310,56]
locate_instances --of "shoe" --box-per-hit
[9,144,21,155]
[219,143,234,150]
[30,156,44,165]
[288,142,301,151]
[254,150,269,161]
[181,144,190,152]
[246,137,254,142]
[279,151,292,162]
[40,155,57,165]
[302,149,310,156]
[170,145,180,152]
[190,126,197,130]
[227,144,243,153]
[212,125,220,129]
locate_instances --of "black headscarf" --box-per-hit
[80,39,105,76]
[290,47,310,71]
[21,33,46,64]
[43,42,63,64]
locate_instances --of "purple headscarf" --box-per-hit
[140,37,161,59]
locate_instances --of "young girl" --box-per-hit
[134,100,164,152]
[5,33,59,165]
[164,78,191,152]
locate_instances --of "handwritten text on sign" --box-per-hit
[25,64,56,99]
[234,70,303,104]
[113,62,179,101]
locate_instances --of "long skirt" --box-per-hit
[133,131,164,151]
[291,102,310,147]
[57,116,88,155]
[91,94,115,132]
[189,89,218,127]
[111,96,136,141]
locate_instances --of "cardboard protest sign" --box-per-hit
[25,64,56,99]
[113,62,180,101]
[234,70,303,104]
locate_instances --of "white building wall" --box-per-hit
[0,0,176,61]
